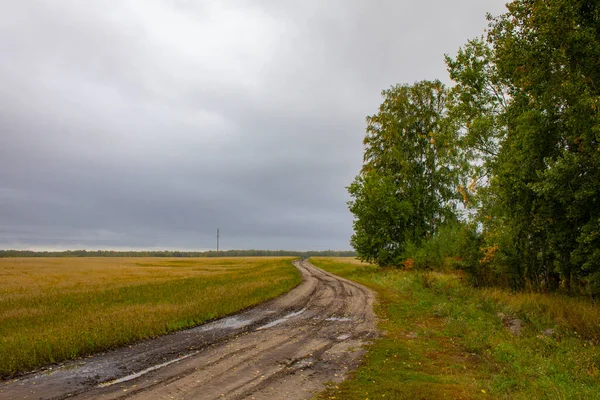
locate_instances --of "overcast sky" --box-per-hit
[0,1,507,251]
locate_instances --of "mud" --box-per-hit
[1,259,377,399]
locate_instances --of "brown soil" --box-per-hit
[1,259,377,400]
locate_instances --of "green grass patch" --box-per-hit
[0,257,301,378]
[311,257,600,399]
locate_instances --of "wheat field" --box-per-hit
[0,257,301,377]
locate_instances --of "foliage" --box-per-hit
[445,37,508,204]
[470,0,600,292]
[348,81,460,266]
[350,0,600,295]
[403,221,482,273]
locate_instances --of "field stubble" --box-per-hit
[0,257,301,378]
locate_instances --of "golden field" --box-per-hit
[0,257,301,377]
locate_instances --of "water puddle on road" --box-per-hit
[196,316,254,332]
[325,316,353,322]
[255,308,307,330]
[97,351,198,388]
[98,315,259,387]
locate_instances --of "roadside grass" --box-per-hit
[0,257,301,378]
[311,257,600,399]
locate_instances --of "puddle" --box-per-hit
[293,357,315,369]
[337,334,351,341]
[256,308,307,330]
[95,314,257,388]
[325,317,352,322]
[196,316,254,332]
[284,308,307,318]
[97,352,197,388]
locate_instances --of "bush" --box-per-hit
[403,221,482,274]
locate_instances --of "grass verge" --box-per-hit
[0,257,301,378]
[311,257,600,399]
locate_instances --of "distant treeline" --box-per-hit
[0,249,357,258]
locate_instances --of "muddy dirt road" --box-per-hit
[2,259,377,400]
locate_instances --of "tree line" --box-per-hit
[349,0,600,294]
[0,249,356,258]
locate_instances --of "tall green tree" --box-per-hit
[447,0,600,292]
[445,38,508,205]
[348,80,460,266]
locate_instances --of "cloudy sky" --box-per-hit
[0,1,507,251]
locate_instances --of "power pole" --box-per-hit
[217,228,220,257]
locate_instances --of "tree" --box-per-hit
[447,0,600,292]
[445,38,509,209]
[348,80,460,266]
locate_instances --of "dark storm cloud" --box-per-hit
[0,0,507,250]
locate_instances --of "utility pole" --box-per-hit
[217,228,220,257]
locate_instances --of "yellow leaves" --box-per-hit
[459,175,479,201]
[480,243,499,264]
[468,178,478,191]
[458,185,469,204]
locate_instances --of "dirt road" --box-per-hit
[1,259,377,400]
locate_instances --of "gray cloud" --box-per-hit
[0,0,507,251]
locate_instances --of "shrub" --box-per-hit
[403,221,483,274]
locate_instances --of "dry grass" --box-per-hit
[309,257,375,276]
[0,257,301,378]
[482,288,600,341]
